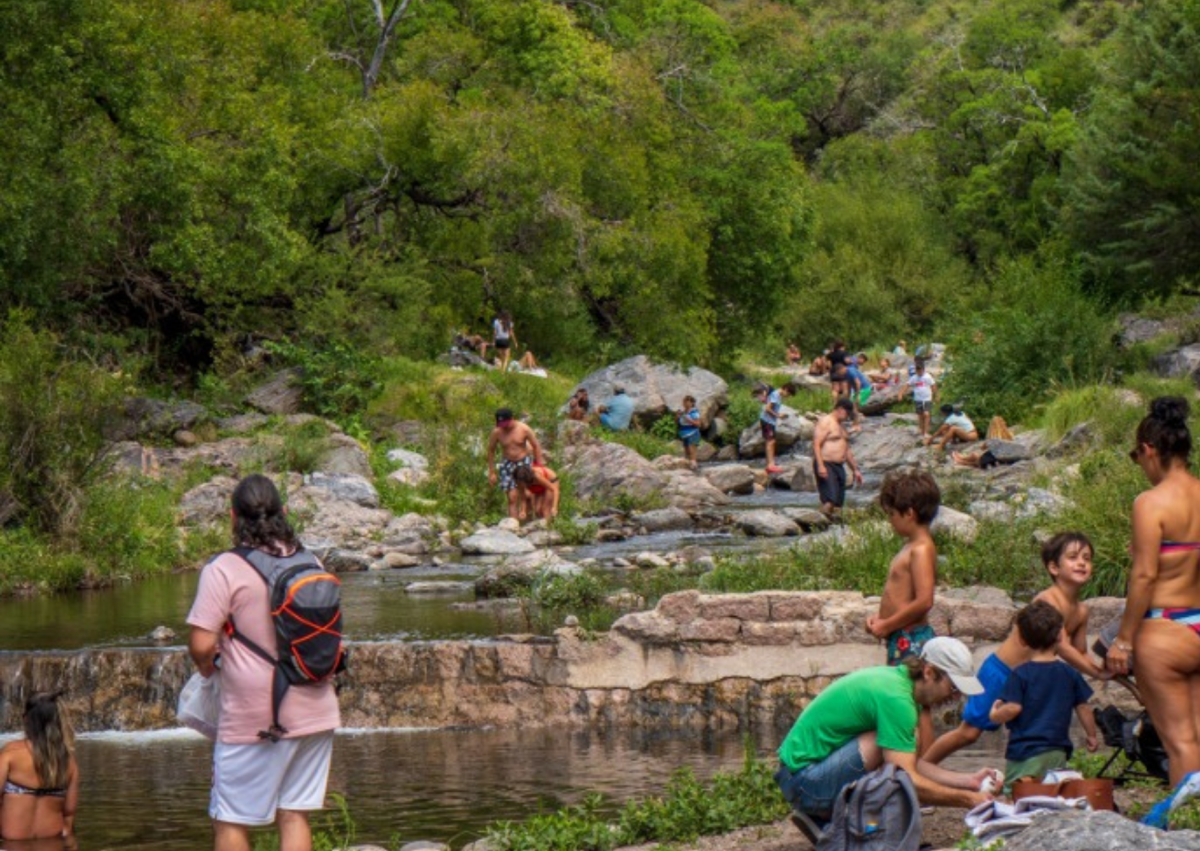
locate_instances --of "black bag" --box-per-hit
[227,546,347,742]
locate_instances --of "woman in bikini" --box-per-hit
[1107,397,1200,785]
[0,692,79,841]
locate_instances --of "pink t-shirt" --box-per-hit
[187,550,341,744]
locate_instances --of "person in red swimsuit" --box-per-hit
[515,463,560,520]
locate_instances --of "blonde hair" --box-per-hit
[24,692,74,789]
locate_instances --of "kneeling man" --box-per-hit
[775,638,997,835]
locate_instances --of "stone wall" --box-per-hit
[0,592,1129,734]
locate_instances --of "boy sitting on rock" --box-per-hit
[924,532,1110,764]
[989,600,1099,789]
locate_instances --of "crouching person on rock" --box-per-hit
[775,638,999,839]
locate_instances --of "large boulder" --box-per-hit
[703,464,756,495]
[1015,487,1071,518]
[1154,344,1200,386]
[178,476,238,527]
[303,472,379,509]
[659,470,730,510]
[785,456,817,492]
[460,528,536,556]
[930,506,978,543]
[737,406,814,458]
[386,448,430,487]
[859,384,904,417]
[1120,313,1174,347]
[245,368,305,415]
[560,439,668,504]
[736,509,800,537]
[106,397,209,441]
[1004,809,1200,851]
[846,425,924,472]
[986,439,1034,464]
[565,355,728,427]
[475,550,580,597]
[290,486,393,549]
[632,507,694,532]
[317,434,373,479]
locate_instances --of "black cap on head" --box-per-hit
[495,408,514,424]
[613,386,625,394]
[940,403,954,415]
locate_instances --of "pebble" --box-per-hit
[148,626,176,642]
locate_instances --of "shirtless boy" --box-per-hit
[811,399,863,519]
[868,470,940,665]
[486,408,544,520]
[924,531,1114,764]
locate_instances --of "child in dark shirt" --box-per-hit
[989,601,1099,790]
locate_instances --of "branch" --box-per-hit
[363,0,416,97]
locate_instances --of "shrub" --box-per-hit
[0,312,127,535]
[265,339,381,421]
[940,253,1118,422]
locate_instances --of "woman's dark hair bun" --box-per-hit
[1151,396,1190,429]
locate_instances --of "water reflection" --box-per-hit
[0,570,525,652]
[60,727,758,851]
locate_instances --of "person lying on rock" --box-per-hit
[775,637,998,841]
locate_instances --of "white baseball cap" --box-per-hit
[919,637,984,695]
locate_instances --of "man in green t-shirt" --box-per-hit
[775,637,1000,830]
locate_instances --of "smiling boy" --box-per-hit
[924,532,1111,764]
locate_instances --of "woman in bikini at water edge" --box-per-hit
[1107,397,1200,785]
[0,691,80,842]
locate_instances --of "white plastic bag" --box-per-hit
[177,671,222,740]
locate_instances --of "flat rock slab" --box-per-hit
[736,509,800,537]
[460,529,535,556]
[632,507,694,532]
[246,368,304,415]
[1004,809,1200,851]
[405,581,473,595]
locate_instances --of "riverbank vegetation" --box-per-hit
[1,0,1199,594]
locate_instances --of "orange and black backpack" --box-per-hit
[227,546,347,742]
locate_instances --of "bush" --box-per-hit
[265,339,381,422]
[486,751,788,851]
[940,253,1119,421]
[0,312,127,535]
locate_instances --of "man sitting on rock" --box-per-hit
[775,638,999,842]
[598,386,635,431]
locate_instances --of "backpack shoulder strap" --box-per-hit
[224,548,278,667]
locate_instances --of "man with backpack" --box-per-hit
[188,474,344,851]
[775,638,1000,845]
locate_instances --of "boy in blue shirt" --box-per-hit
[753,382,787,474]
[677,395,702,469]
[989,600,1099,789]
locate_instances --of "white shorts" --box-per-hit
[210,731,334,826]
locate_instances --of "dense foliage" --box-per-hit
[3,0,1198,376]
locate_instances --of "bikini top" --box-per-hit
[1160,541,1200,554]
[3,779,65,798]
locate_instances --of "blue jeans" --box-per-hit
[775,738,867,819]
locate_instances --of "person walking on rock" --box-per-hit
[486,408,544,521]
[187,475,340,851]
[754,381,786,474]
[812,399,863,520]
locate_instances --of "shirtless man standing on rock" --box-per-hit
[486,408,544,521]
[812,398,864,519]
